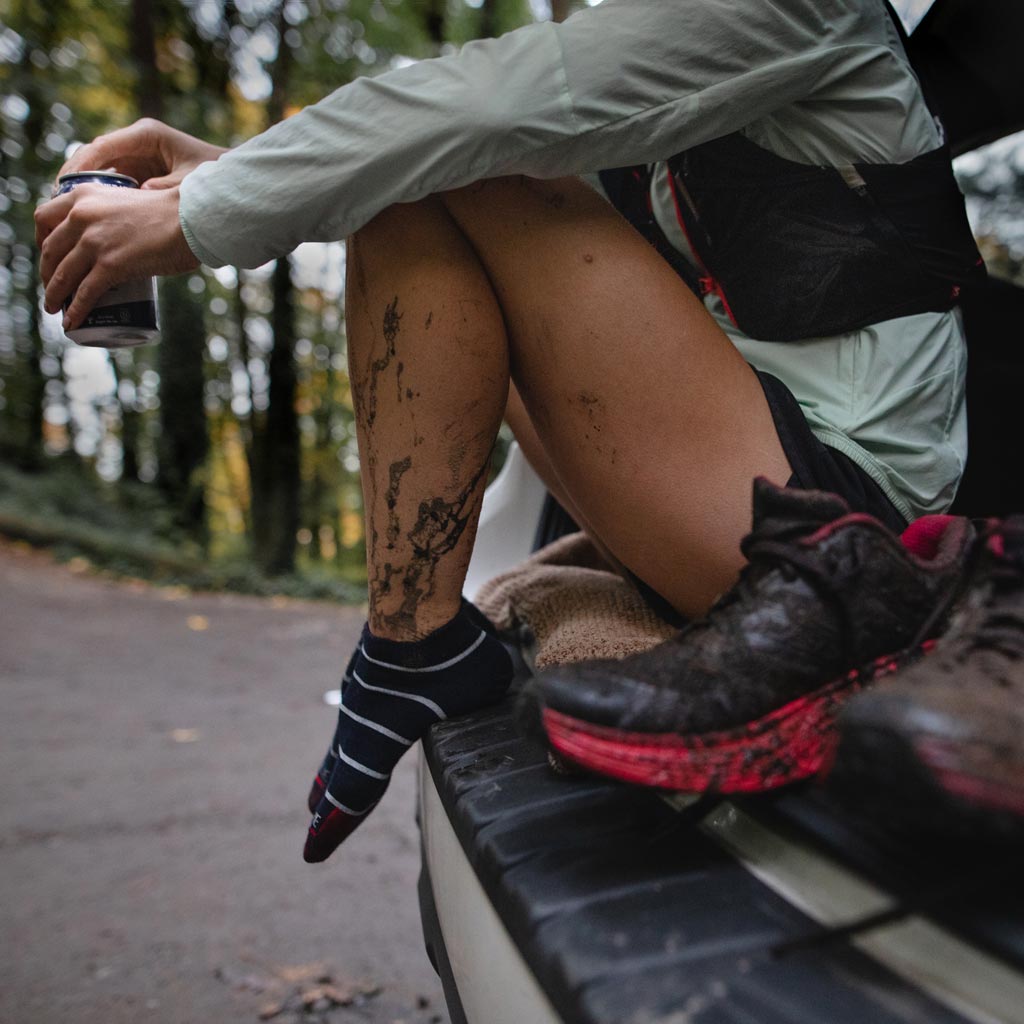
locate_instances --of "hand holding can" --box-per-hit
[52,172,160,348]
[35,165,199,345]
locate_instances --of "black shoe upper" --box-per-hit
[539,478,973,735]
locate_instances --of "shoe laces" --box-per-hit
[723,524,863,666]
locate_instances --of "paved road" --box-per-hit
[0,542,449,1024]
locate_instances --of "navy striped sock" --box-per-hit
[303,601,513,863]
[305,600,498,814]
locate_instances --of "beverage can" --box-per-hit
[53,172,161,348]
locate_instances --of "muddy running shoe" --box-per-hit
[833,517,1024,833]
[538,478,973,793]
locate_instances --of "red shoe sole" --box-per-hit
[543,650,918,794]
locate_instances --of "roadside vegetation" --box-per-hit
[0,459,368,600]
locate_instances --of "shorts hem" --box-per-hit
[807,426,916,524]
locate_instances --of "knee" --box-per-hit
[442,175,602,226]
[350,193,450,251]
[444,174,582,205]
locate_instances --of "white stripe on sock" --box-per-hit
[339,701,414,746]
[337,747,390,781]
[359,629,487,673]
[324,790,374,816]
[353,668,447,720]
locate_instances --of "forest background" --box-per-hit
[1,0,1021,602]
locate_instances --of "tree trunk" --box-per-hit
[106,0,165,484]
[232,273,257,539]
[110,355,141,481]
[133,0,210,536]
[258,256,301,575]
[156,276,210,544]
[249,2,301,576]
[130,0,162,119]
[480,0,500,37]
[22,258,46,471]
[13,7,53,471]
[551,0,573,23]
[424,0,446,47]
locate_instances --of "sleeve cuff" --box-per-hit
[178,178,228,268]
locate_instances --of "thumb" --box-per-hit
[141,174,181,191]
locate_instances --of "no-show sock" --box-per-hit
[304,601,513,863]
[306,600,499,813]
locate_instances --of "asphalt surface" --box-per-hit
[0,541,449,1024]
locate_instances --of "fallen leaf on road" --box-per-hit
[275,963,329,984]
[170,728,200,743]
[186,614,209,631]
[218,962,382,1020]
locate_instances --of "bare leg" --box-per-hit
[347,176,791,630]
[347,198,507,640]
[504,383,628,575]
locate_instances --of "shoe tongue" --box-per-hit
[749,477,851,541]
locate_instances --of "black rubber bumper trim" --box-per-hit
[421,695,974,1024]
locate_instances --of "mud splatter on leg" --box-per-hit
[372,449,492,638]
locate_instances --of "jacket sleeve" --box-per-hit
[178,0,899,268]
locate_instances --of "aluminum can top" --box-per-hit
[54,172,140,196]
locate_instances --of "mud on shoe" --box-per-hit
[833,517,1024,835]
[538,477,973,794]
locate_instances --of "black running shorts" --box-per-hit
[756,369,907,534]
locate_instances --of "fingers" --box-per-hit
[57,118,169,184]
[41,220,116,328]
[35,187,113,323]
[36,192,82,283]
[36,196,97,320]
[141,174,181,191]
[61,267,116,331]
[34,190,71,249]
[54,121,227,221]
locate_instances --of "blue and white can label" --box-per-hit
[54,172,161,348]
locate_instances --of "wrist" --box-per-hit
[164,186,200,273]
